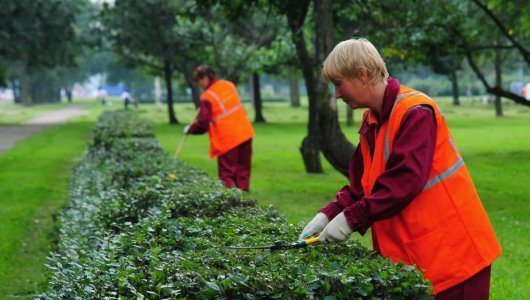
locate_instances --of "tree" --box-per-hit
[250,72,266,123]
[193,2,284,123]
[101,0,187,124]
[352,0,530,110]
[0,0,84,104]
[252,33,301,121]
[269,0,355,176]
[464,0,530,111]
[206,0,356,176]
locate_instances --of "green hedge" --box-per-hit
[38,110,433,299]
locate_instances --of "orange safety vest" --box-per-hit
[360,85,501,294]
[200,80,255,158]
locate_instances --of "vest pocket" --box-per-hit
[404,228,463,288]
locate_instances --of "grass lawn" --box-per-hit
[146,97,530,300]
[0,99,114,298]
[0,122,94,298]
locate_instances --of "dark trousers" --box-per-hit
[435,265,491,300]
[217,139,252,191]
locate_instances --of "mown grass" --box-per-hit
[147,97,530,300]
[0,98,118,298]
[0,122,93,298]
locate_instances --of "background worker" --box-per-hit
[184,64,255,191]
[121,90,131,109]
[299,38,501,299]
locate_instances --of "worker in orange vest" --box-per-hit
[299,38,501,299]
[184,65,255,191]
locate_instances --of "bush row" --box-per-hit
[39,110,433,299]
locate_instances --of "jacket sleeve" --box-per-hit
[319,144,365,220]
[340,106,437,235]
[188,100,212,134]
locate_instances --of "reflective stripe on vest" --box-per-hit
[205,87,245,124]
[384,91,424,163]
[204,90,227,113]
[212,103,243,123]
[383,91,465,191]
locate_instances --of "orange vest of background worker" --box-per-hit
[185,65,255,191]
[360,86,502,294]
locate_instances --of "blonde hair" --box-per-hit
[322,38,389,85]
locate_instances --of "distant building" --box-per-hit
[100,85,125,97]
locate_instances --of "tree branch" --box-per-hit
[119,50,164,72]
[472,0,530,66]
[469,44,517,51]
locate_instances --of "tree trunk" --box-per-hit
[10,77,21,104]
[450,71,460,106]
[20,73,31,105]
[285,0,355,176]
[190,82,201,109]
[313,0,355,177]
[286,0,322,173]
[494,41,503,117]
[65,87,73,103]
[164,59,179,124]
[252,72,266,123]
[14,65,32,105]
[30,77,60,104]
[184,73,200,109]
[289,71,300,107]
[346,105,354,126]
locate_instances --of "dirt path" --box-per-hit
[0,106,87,153]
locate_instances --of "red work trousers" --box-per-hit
[217,139,252,191]
[435,265,491,300]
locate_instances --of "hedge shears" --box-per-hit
[226,236,320,251]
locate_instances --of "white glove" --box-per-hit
[183,125,191,134]
[318,212,353,243]
[299,212,329,240]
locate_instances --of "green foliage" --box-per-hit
[351,0,530,106]
[89,110,154,147]
[0,0,84,82]
[39,111,432,299]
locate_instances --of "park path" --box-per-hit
[0,105,88,153]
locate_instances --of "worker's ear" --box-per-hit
[357,67,369,86]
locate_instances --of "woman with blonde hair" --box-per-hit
[300,38,501,299]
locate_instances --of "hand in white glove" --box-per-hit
[183,125,191,134]
[299,212,329,240]
[318,212,353,243]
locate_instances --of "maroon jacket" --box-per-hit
[188,101,212,134]
[188,79,217,134]
[320,78,438,243]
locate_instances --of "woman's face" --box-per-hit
[332,76,369,109]
[198,77,210,89]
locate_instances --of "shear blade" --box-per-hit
[226,245,274,250]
